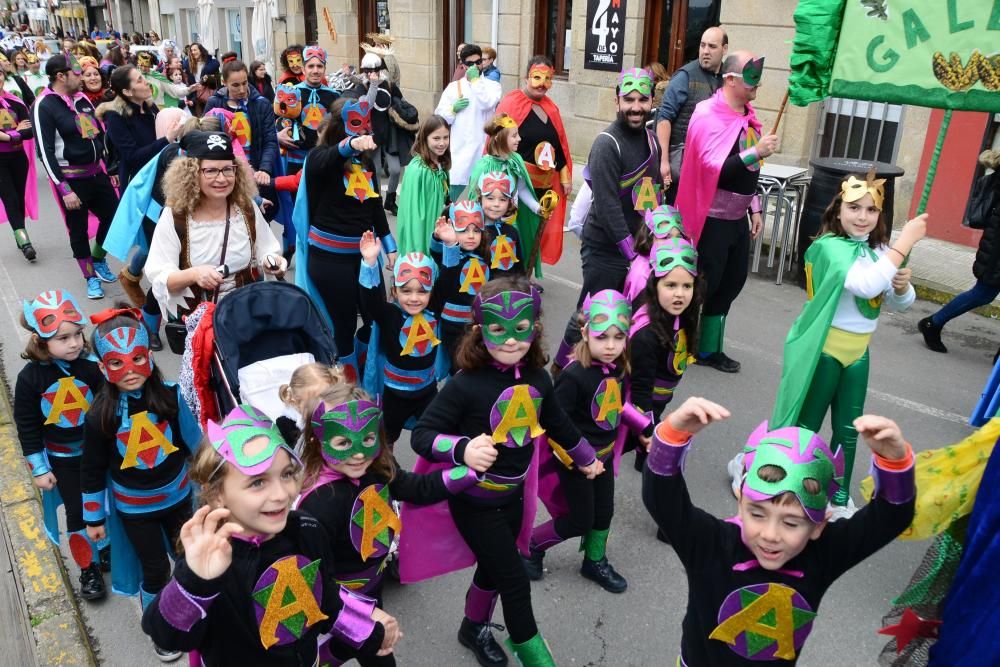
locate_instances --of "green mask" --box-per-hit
[652,237,698,278]
[310,399,383,464]
[741,56,765,87]
[583,289,631,337]
[473,287,541,350]
[617,67,653,97]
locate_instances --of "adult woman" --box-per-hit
[78,56,110,105]
[0,65,36,261]
[145,131,285,323]
[247,60,274,102]
[12,50,28,74]
[33,40,51,61]
[101,44,126,76]
[292,98,397,380]
[184,43,216,85]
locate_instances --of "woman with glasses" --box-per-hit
[145,131,285,323]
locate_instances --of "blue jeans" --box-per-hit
[128,249,147,275]
[931,281,1000,328]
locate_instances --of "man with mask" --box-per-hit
[495,55,573,276]
[278,45,338,175]
[675,51,778,373]
[553,68,662,371]
[656,26,727,203]
[435,43,501,200]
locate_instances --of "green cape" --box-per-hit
[396,156,450,255]
[771,234,876,427]
[467,152,544,278]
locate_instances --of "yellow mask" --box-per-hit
[527,65,553,91]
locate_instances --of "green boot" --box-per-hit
[579,528,609,561]
[699,314,724,355]
[505,633,555,667]
[13,228,35,262]
[579,529,627,593]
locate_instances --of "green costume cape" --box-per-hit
[467,152,544,278]
[771,234,877,427]
[396,156,449,255]
[145,70,182,109]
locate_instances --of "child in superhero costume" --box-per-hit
[430,200,491,369]
[296,383,486,665]
[401,276,595,666]
[395,115,450,255]
[477,170,526,280]
[81,306,203,662]
[767,173,927,520]
[629,237,701,473]
[142,404,399,665]
[358,233,443,445]
[525,289,650,593]
[14,290,108,601]
[622,204,685,303]
[643,397,916,666]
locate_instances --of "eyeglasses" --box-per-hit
[462,59,481,68]
[200,166,238,179]
[360,67,381,74]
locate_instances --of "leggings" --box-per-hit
[560,240,630,349]
[553,463,614,538]
[118,499,192,594]
[697,217,750,317]
[796,349,869,506]
[382,386,437,443]
[449,496,537,643]
[932,281,1000,328]
[307,249,375,357]
[0,151,29,230]
[58,173,117,259]
[49,454,84,533]
[376,148,401,196]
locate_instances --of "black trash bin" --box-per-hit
[794,158,905,287]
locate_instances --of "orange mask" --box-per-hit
[527,65,554,91]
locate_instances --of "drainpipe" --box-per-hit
[491,0,498,49]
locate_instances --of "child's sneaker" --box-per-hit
[86,276,105,300]
[152,642,182,663]
[92,259,116,283]
[78,563,106,601]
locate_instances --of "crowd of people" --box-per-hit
[11,19,989,667]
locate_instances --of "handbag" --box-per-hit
[165,207,232,354]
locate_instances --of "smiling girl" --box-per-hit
[396,115,451,255]
[768,172,926,520]
[141,404,399,665]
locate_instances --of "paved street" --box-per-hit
[0,168,996,665]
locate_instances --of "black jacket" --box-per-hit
[973,172,1000,287]
[33,89,106,187]
[204,86,280,176]
[101,100,168,184]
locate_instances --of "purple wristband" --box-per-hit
[616,236,637,262]
[56,181,72,197]
[750,194,762,215]
[331,587,377,649]
[871,457,916,505]
[7,130,20,142]
[622,403,653,435]
[430,434,466,464]
[646,431,691,476]
[564,437,597,468]
[442,465,482,494]
[158,579,217,632]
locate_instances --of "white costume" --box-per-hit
[434,75,501,188]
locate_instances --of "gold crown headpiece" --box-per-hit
[495,114,517,129]
[841,169,886,210]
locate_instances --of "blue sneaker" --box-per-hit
[92,259,116,283]
[86,276,105,300]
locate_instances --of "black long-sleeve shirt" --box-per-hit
[630,324,688,416]
[14,359,104,459]
[142,511,385,665]
[304,143,390,241]
[33,88,106,188]
[101,101,168,184]
[553,361,627,461]
[0,93,34,153]
[485,220,525,279]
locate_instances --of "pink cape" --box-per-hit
[398,441,541,584]
[674,90,761,245]
[0,94,38,225]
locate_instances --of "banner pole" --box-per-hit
[770,90,790,135]
[916,108,952,215]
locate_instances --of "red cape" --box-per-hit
[674,90,761,244]
[497,90,572,266]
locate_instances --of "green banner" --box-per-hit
[830,0,1000,112]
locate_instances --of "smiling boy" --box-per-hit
[642,397,915,665]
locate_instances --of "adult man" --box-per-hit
[204,59,280,199]
[435,44,501,200]
[553,68,662,370]
[656,26,727,202]
[496,55,573,275]
[276,45,338,175]
[675,51,778,373]
[34,53,119,299]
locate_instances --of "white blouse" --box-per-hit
[146,203,282,317]
[831,244,915,334]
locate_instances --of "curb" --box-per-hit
[0,375,96,665]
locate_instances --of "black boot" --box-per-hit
[79,563,106,601]
[656,528,671,544]
[919,317,948,353]
[700,352,741,373]
[99,545,111,573]
[580,557,628,593]
[521,548,545,581]
[20,243,36,262]
[458,618,509,666]
[384,192,398,215]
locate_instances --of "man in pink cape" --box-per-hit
[675,51,778,374]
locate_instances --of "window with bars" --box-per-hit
[813,97,904,164]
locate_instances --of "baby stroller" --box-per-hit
[206,281,338,419]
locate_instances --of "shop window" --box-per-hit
[535,0,572,74]
[642,0,720,73]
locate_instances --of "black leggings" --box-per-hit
[697,217,750,317]
[449,496,537,643]
[58,173,117,258]
[382,386,437,443]
[307,250,375,356]
[561,240,630,346]
[0,152,29,230]
[553,464,614,539]
[49,455,84,533]
[118,499,192,594]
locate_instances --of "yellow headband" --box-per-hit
[496,115,517,129]
[841,170,886,210]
